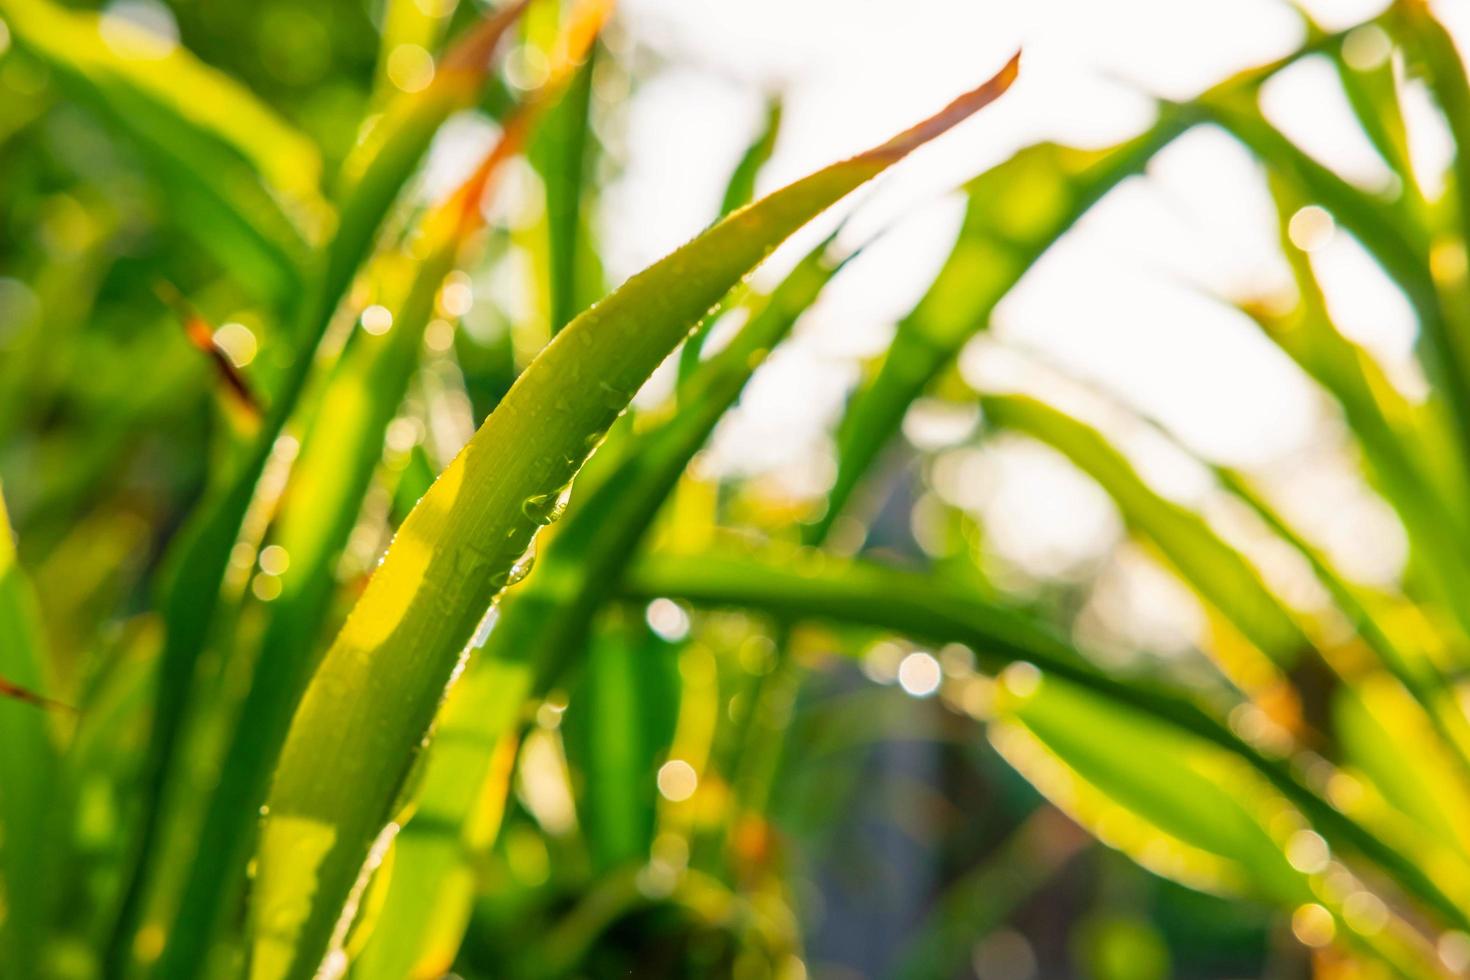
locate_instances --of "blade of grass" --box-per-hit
[532,43,602,334]
[993,674,1308,905]
[0,483,61,978]
[811,33,1372,544]
[561,621,682,872]
[1218,466,1470,780]
[1329,24,1424,210]
[248,56,1022,980]
[1391,3,1470,252]
[622,547,1470,933]
[1334,676,1470,865]
[1246,174,1470,626]
[355,233,854,977]
[373,0,461,104]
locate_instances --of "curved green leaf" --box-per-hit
[248,57,1022,980]
[352,232,851,978]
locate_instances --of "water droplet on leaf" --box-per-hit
[522,485,571,525]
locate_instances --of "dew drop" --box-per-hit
[522,485,572,525]
[491,547,536,589]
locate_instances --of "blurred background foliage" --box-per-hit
[7,0,1470,977]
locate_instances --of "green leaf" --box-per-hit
[1245,172,1470,645]
[1217,466,1470,780]
[1333,676,1470,866]
[531,45,603,334]
[677,97,784,387]
[150,140,500,979]
[997,674,1445,975]
[0,485,61,978]
[373,0,461,103]
[561,622,681,871]
[980,394,1311,665]
[318,0,530,332]
[992,670,1305,903]
[351,234,852,977]
[720,99,782,218]
[1390,3,1470,249]
[0,0,326,304]
[1204,94,1470,478]
[248,57,1021,980]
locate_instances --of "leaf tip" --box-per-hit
[862,49,1021,164]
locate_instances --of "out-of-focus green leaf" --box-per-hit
[248,58,1022,980]
[532,46,602,334]
[991,671,1305,903]
[1391,3,1470,244]
[1204,94,1470,483]
[1218,466,1470,777]
[980,394,1310,666]
[1004,670,1456,980]
[0,484,60,978]
[319,0,530,331]
[1329,26,1422,208]
[562,622,681,871]
[0,0,326,304]
[721,99,781,218]
[624,547,1470,933]
[678,97,784,387]
[1248,172,1470,645]
[811,34,1385,544]
[1334,676,1470,869]
[373,0,461,103]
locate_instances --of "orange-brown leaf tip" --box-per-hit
[863,49,1020,163]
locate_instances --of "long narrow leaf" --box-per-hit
[354,233,851,978]
[248,57,1022,980]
